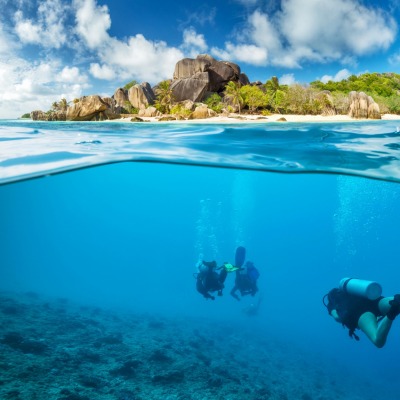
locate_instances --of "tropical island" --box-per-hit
[28,54,400,122]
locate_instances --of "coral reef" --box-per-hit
[0,291,391,400]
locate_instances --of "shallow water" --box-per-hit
[1,120,400,399]
[1,119,400,184]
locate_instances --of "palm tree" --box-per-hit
[59,98,68,111]
[155,80,173,114]
[224,81,244,114]
[51,101,59,111]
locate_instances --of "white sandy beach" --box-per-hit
[117,113,400,123]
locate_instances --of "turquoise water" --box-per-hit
[1,119,400,184]
[1,120,400,399]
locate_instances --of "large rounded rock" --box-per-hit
[113,88,129,108]
[199,55,241,92]
[173,57,210,79]
[368,100,381,119]
[138,106,161,117]
[102,97,122,114]
[349,91,380,119]
[128,82,156,109]
[66,95,109,121]
[239,73,251,86]
[31,110,66,121]
[188,105,217,119]
[171,54,243,102]
[171,72,210,102]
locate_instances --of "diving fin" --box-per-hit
[235,246,246,268]
[223,263,240,272]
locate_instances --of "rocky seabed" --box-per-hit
[0,291,390,400]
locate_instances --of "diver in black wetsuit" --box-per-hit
[324,281,400,348]
[230,261,260,301]
[196,261,229,300]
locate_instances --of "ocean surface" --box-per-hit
[1,119,400,400]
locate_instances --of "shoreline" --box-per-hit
[115,113,400,124]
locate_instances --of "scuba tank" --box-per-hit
[339,277,382,300]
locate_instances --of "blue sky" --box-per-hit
[0,0,399,118]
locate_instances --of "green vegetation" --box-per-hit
[51,98,68,112]
[123,80,138,90]
[154,80,174,114]
[224,81,244,114]
[204,93,224,113]
[32,72,400,121]
[170,103,192,118]
[122,101,138,114]
[310,72,400,114]
[239,85,268,113]
[264,77,288,113]
[20,113,31,119]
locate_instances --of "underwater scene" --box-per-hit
[1,120,400,400]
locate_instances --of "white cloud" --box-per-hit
[279,0,395,56]
[0,21,17,55]
[216,0,396,68]
[89,63,116,80]
[248,10,282,54]
[320,68,351,83]
[0,59,89,118]
[279,73,296,85]
[103,35,184,83]
[14,12,42,43]
[74,0,111,49]
[212,43,268,66]
[14,0,69,48]
[181,28,208,58]
[73,0,184,83]
[57,66,88,83]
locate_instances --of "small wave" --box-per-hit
[75,140,103,145]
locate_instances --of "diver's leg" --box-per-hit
[358,312,392,348]
[231,286,240,301]
[218,268,227,284]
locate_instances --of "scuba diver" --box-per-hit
[196,260,238,300]
[323,277,400,348]
[230,261,260,301]
[195,246,246,300]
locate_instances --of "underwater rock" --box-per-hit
[195,351,211,366]
[77,349,102,363]
[58,388,91,400]
[0,291,393,400]
[94,333,123,347]
[2,332,48,355]
[78,374,105,389]
[208,376,223,387]
[110,360,142,379]
[149,349,173,363]
[151,370,185,384]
